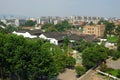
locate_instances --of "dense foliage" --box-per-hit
[23,20,36,27]
[116,25,120,53]
[55,20,71,32]
[116,25,120,35]
[99,64,120,78]
[82,45,108,69]
[41,20,72,32]
[107,35,119,43]
[75,66,86,77]
[0,23,23,35]
[98,20,115,37]
[0,21,6,27]
[72,40,96,52]
[0,32,76,80]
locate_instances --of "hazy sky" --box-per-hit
[0,0,120,18]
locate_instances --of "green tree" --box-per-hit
[116,25,120,35]
[3,34,27,80]
[112,51,120,60]
[4,25,17,33]
[55,20,71,32]
[105,22,115,35]
[0,34,57,80]
[82,45,108,69]
[0,33,77,80]
[98,20,115,36]
[116,25,120,52]
[0,28,5,34]
[51,44,76,72]
[46,26,58,32]
[0,33,6,80]
[66,56,76,68]
[52,45,68,72]
[41,23,53,29]
[75,66,86,77]
[117,38,120,51]
[62,36,70,52]
[97,20,106,25]
[73,40,96,52]
[0,21,6,27]
[89,21,94,25]
[31,42,58,79]
[115,25,120,52]
[23,20,36,27]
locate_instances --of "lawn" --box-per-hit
[107,35,119,43]
[107,69,120,78]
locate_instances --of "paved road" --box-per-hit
[57,69,77,80]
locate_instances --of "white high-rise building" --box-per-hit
[37,18,41,24]
[53,20,58,25]
[1,19,7,24]
[15,19,19,26]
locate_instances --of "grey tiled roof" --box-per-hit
[43,32,67,41]
[16,29,42,35]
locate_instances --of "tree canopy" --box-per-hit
[23,20,36,27]
[82,45,108,69]
[55,20,71,32]
[0,31,76,80]
[98,20,115,36]
[0,21,6,27]
[41,20,72,32]
[75,66,86,77]
[72,40,96,52]
[116,25,120,35]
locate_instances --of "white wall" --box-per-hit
[49,38,58,45]
[13,31,37,38]
[13,32,59,45]
[39,34,58,45]
[39,34,47,39]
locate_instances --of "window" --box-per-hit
[88,31,91,33]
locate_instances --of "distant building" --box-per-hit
[37,17,49,25]
[29,18,36,21]
[114,19,120,26]
[37,17,62,25]
[15,19,26,26]
[0,19,7,24]
[83,25,105,37]
[37,18,41,24]
[6,19,15,25]
[70,16,104,25]
[39,32,67,45]
[13,29,42,38]
[15,19,19,26]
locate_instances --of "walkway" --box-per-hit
[57,68,77,80]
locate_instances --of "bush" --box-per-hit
[99,64,120,78]
[112,51,120,60]
[75,66,86,77]
[66,56,76,69]
[107,35,119,43]
[99,64,112,72]
[117,70,120,78]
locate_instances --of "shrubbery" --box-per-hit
[75,66,86,77]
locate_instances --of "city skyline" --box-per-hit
[0,0,120,18]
